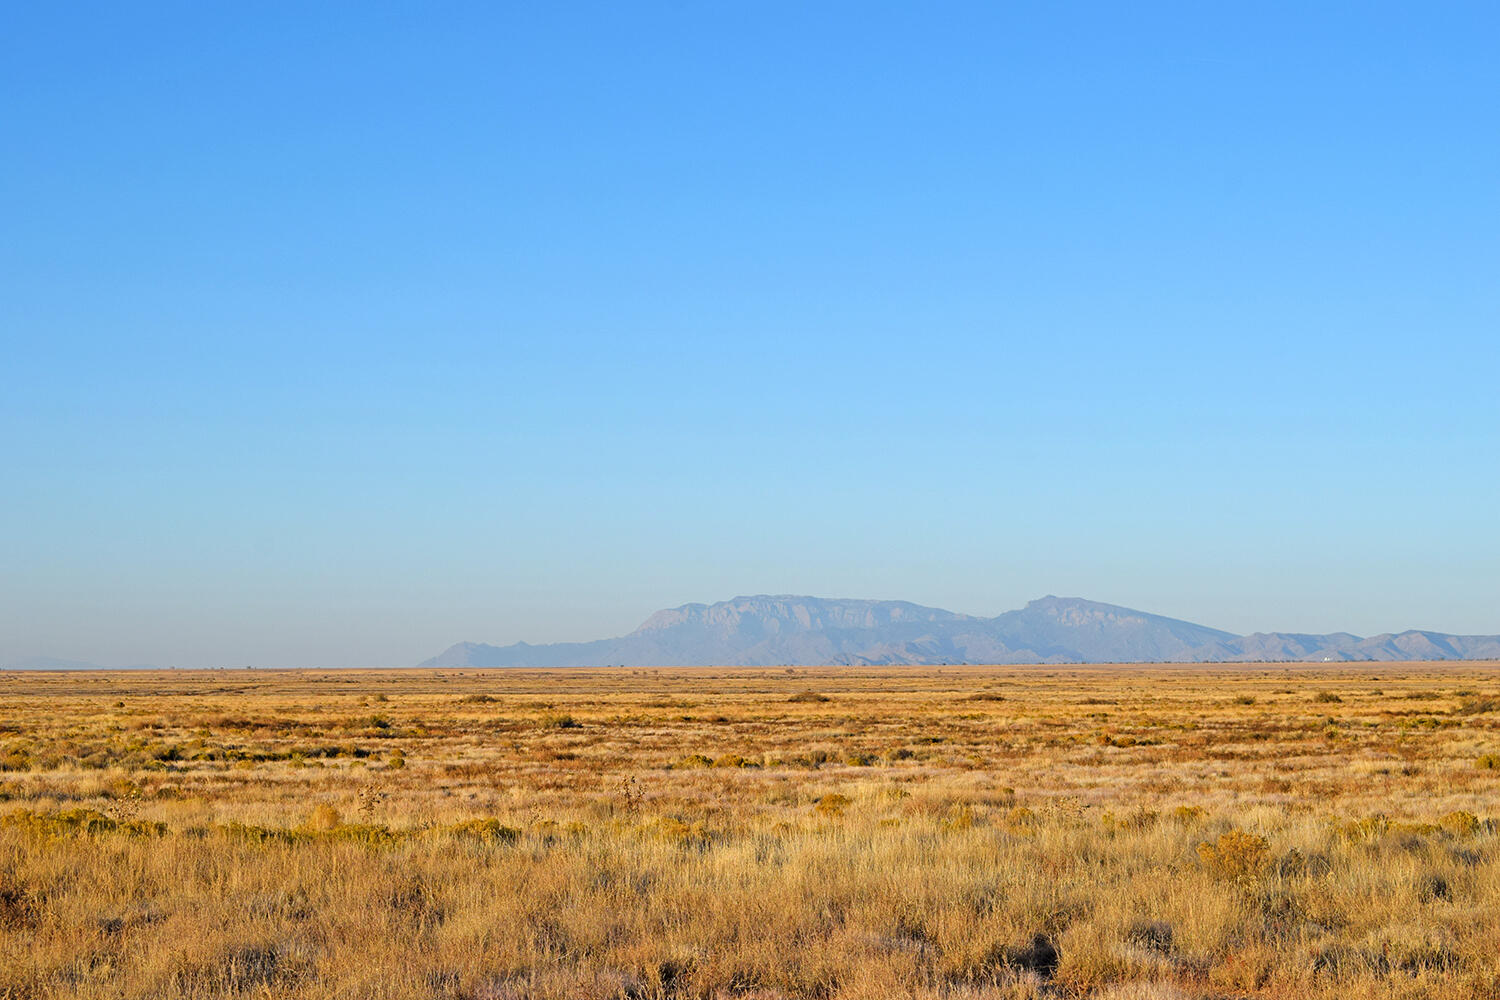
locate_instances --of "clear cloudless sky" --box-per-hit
[3,2,1497,666]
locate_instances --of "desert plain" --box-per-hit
[2,663,1499,999]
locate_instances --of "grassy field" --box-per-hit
[2,664,1499,1000]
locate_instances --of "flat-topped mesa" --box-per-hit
[631,595,969,637]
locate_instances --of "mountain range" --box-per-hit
[418,595,1500,667]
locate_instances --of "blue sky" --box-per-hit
[3,3,1497,666]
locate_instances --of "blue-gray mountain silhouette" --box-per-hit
[418,595,1500,666]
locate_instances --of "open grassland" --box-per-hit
[3,664,1500,1000]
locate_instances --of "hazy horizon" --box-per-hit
[8,591,1500,670]
[5,5,1497,668]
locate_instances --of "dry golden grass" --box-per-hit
[3,663,1500,999]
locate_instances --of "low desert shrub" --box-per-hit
[711,754,758,769]
[653,816,710,846]
[814,793,850,816]
[446,818,520,844]
[0,745,30,772]
[1003,805,1037,830]
[1197,829,1270,884]
[0,808,165,838]
[941,803,975,830]
[1171,805,1207,825]
[1438,810,1480,837]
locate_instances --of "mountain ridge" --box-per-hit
[419,595,1500,667]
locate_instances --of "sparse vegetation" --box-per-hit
[0,663,1498,999]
